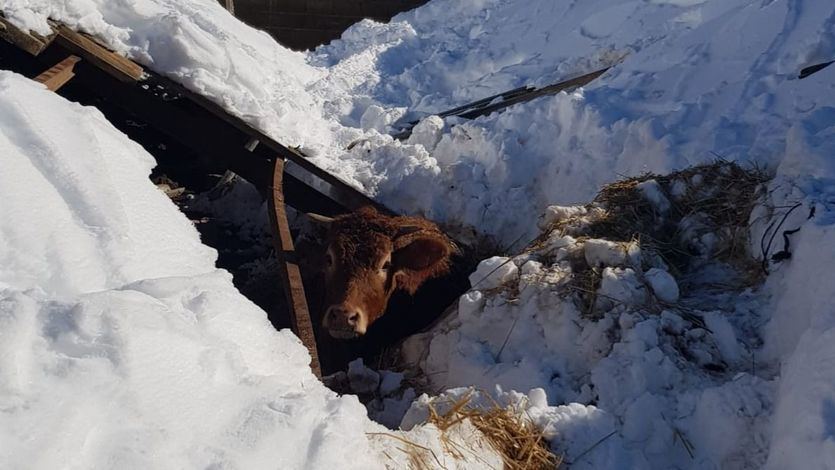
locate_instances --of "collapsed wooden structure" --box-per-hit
[0,14,617,378]
[0,15,364,377]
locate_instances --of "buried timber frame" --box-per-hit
[0,15,398,377]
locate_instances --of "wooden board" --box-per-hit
[799,60,834,79]
[393,65,614,139]
[0,16,55,56]
[457,66,612,119]
[52,23,143,82]
[34,55,80,91]
[268,158,322,378]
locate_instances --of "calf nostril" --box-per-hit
[324,307,340,326]
[347,312,359,326]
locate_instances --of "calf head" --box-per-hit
[308,207,454,339]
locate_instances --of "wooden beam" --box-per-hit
[34,55,80,91]
[0,16,55,56]
[267,157,322,378]
[52,23,143,82]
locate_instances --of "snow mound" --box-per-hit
[403,164,780,468]
[310,0,835,245]
[0,72,503,469]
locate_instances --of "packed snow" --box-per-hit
[2,0,835,468]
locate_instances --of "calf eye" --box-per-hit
[381,261,392,272]
[325,253,334,267]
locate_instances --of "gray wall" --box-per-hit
[228,0,427,50]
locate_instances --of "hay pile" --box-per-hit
[372,391,560,469]
[523,161,771,320]
[426,393,561,470]
[541,162,769,270]
[588,162,769,273]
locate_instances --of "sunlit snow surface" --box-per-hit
[0,73,504,470]
[1,0,835,468]
[4,0,834,245]
[0,72,373,468]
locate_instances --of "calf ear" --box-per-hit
[392,236,451,293]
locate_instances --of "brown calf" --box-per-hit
[307,207,455,339]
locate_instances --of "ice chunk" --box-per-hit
[644,268,680,303]
[598,267,646,306]
[469,256,519,289]
[636,179,671,213]
[585,239,628,267]
[406,115,445,151]
[348,358,381,394]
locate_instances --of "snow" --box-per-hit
[467,255,519,289]
[0,72,377,469]
[637,179,672,214]
[1,0,835,468]
[347,358,381,394]
[644,268,680,303]
[6,0,834,247]
[0,73,502,469]
[402,164,832,468]
[584,238,634,268]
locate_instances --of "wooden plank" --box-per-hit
[0,16,55,56]
[267,157,322,378]
[52,23,143,82]
[34,55,80,91]
[458,66,612,119]
[393,66,613,139]
[799,60,834,79]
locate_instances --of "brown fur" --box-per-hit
[316,207,455,338]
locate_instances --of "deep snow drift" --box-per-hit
[0,72,507,469]
[0,71,372,468]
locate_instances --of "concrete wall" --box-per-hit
[229,0,427,51]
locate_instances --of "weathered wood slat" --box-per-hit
[0,16,55,55]
[34,55,80,91]
[267,157,322,378]
[52,23,144,82]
